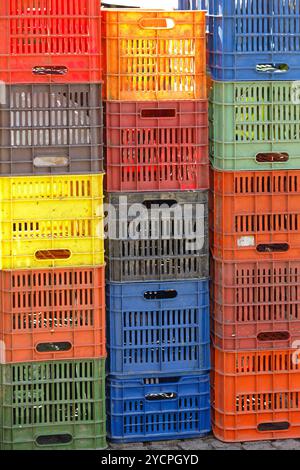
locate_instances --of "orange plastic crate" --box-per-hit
[210,169,300,261]
[211,258,300,351]
[102,9,206,101]
[212,346,300,442]
[0,267,106,363]
[0,0,102,84]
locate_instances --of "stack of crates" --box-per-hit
[102,8,211,443]
[208,0,300,442]
[0,1,106,450]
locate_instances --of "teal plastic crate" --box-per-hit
[210,81,300,171]
[0,359,106,450]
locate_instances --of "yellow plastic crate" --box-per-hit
[0,174,104,269]
[103,9,206,101]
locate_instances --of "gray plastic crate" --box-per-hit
[105,191,209,282]
[0,83,103,175]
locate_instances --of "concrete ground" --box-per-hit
[109,435,300,450]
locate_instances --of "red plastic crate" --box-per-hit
[105,101,209,192]
[0,267,106,363]
[212,345,300,442]
[210,169,300,261]
[211,257,300,351]
[0,0,102,84]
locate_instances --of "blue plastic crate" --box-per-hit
[107,279,210,377]
[107,374,211,443]
[178,0,206,9]
[208,0,300,81]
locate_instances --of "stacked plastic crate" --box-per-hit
[0,1,106,450]
[102,8,211,443]
[178,0,201,9]
[209,0,300,442]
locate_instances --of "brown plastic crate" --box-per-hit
[105,191,209,282]
[0,84,103,175]
[0,267,106,363]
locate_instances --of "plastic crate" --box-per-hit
[207,0,300,81]
[107,374,211,443]
[0,0,102,84]
[105,191,209,282]
[0,84,103,176]
[211,258,300,351]
[0,267,105,363]
[105,100,209,192]
[178,0,205,9]
[0,358,106,450]
[102,10,206,101]
[107,279,210,377]
[0,174,104,270]
[210,169,300,261]
[210,81,300,171]
[212,346,300,442]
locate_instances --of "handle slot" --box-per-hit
[35,249,71,260]
[144,290,177,300]
[139,18,175,30]
[34,156,69,168]
[257,331,290,342]
[141,108,176,119]
[143,200,177,208]
[36,342,72,353]
[256,152,289,163]
[36,434,72,446]
[145,392,177,401]
[33,66,68,76]
[256,63,289,74]
[257,244,289,253]
[258,422,290,432]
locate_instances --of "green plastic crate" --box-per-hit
[0,359,106,450]
[210,81,300,171]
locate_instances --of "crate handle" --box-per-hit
[32,66,68,76]
[34,156,69,168]
[145,392,177,401]
[258,422,290,432]
[36,342,72,353]
[36,434,73,446]
[257,243,289,253]
[256,63,289,74]
[256,152,289,163]
[141,108,176,119]
[257,331,290,342]
[144,290,178,300]
[139,18,175,30]
[35,249,71,260]
[143,200,177,208]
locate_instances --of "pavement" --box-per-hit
[109,435,300,451]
